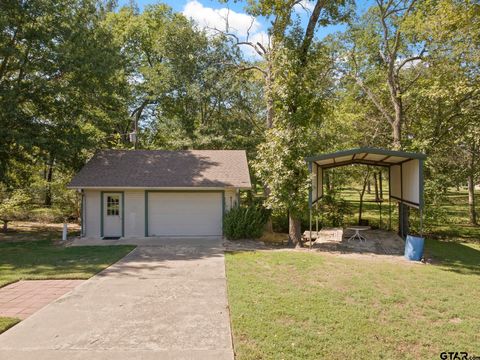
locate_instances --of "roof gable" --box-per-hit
[68,150,251,189]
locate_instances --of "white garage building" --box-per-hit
[68,150,251,239]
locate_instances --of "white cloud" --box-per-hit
[183,0,261,36]
[395,57,423,70]
[250,31,269,45]
[182,0,268,59]
[237,31,270,58]
[293,0,316,13]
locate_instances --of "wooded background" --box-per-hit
[1,0,478,243]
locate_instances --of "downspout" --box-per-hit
[80,189,85,237]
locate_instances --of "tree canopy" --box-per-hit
[1,0,479,234]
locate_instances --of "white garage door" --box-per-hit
[147,192,223,236]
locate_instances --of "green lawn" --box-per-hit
[0,317,20,334]
[0,221,81,242]
[0,240,134,333]
[226,240,480,359]
[338,189,480,242]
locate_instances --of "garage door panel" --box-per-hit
[148,192,223,236]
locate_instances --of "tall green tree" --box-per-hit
[337,0,424,150]
[408,0,480,224]
[106,4,264,152]
[0,0,128,199]
[247,0,352,245]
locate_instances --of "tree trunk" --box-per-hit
[265,63,274,129]
[387,53,403,151]
[44,157,54,207]
[263,184,274,232]
[2,220,8,233]
[385,54,403,149]
[263,60,274,231]
[325,172,330,193]
[265,217,274,233]
[468,174,477,225]
[288,212,302,247]
[358,186,366,225]
[358,169,370,225]
[392,120,402,150]
[367,180,371,194]
[325,171,334,192]
[379,171,383,199]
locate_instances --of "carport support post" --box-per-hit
[379,201,382,229]
[308,161,313,250]
[309,208,313,250]
[399,203,404,238]
[420,207,423,238]
[399,203,409,239]
[388,198,392,231]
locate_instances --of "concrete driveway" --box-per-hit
[0,238,234,360]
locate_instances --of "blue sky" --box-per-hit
[117,0,373,57]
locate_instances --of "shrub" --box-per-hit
[271,210,289,233]
[28,207,66,223]
[409,180,448,235]
[316,193,352,227]
[224,206,270,240]
[272,210,312,233]
[0,189,32,231]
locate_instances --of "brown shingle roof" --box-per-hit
[68,150,251,189]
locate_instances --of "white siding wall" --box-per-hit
[84,190,101,237]
[224,189,237,212]
[82,188,240,238]
[124,190,145,237]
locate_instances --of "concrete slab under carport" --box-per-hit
[0,238,234,360]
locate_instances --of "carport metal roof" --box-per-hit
[305,147,427,169]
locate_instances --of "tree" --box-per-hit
[0,188,30,232]
[357,167,372,225]
[338,0,424,150]
[250,0,352,246]
[106,4,264,152]
[0,0,128,192]
[407,0,480,224]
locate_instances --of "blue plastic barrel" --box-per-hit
[404,235,424,261]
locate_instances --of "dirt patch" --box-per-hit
[259,232,289,245]
[224,239,279,252]
[224,230,422,265]
[0,221,80,242]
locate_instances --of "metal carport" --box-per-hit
[305,147,427,240]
